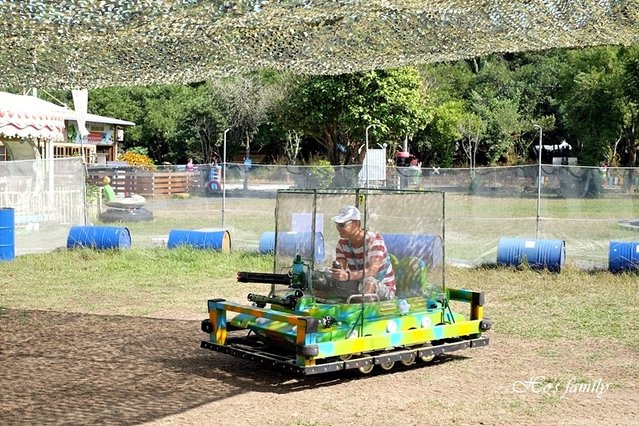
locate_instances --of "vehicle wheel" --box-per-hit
[377,349,396,370]
[200,319,212,333]
[358,363,374,374]
[379,360,395,370]
[420,342,436,363]
[340,354,353,361]
[400,351,416,366]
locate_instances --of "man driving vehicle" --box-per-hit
[329,205,396,301]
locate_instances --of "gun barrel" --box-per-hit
[237,272,291,285]
[247,293,297,309]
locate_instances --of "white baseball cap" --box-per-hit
[331,205,361,223]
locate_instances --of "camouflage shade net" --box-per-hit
[1,0,639,89]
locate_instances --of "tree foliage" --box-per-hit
[556,46,639,166]
[419,100,464,167]
[213,72,287,160]
[278,68,431,164]
[79,45,639,168]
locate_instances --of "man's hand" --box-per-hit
[330,268,350,281]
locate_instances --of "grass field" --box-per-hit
[2,249,637,350]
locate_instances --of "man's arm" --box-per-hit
[364,235,388,279]
[364,255,384,279]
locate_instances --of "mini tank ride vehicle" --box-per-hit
[201,189,492,375]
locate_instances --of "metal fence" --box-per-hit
[2,159,637,269]
[0,158,86,255]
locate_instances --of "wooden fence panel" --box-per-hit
[87,167,202,197]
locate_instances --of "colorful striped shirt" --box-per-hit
[335,231,396,294]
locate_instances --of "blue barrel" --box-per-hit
[0,207,15,261]
[167,229,231,252]
[609,241,639,272]
[67,226,132,250]
[259,231,325,262]
[382,233,443,268]
[497,237,565,272]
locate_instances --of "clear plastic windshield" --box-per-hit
[273,189,445,304]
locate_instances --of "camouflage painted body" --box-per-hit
[223,290,482,360]
[203,274,489,373]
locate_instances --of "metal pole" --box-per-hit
[365,125,373,189]
[533,124,542,239]
[222,128,230,230]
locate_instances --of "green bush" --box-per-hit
[307,159,335,189]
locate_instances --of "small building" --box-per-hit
[0,91,134,163]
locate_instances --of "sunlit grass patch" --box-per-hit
[1,248,638,350]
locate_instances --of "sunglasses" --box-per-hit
[336,221,352,229]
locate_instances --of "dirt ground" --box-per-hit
[1,309,637,426]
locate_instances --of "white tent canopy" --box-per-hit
[0,92,66,141]
[0,91,135,142]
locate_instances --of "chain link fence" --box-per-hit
[2,160,637,269]
[0,158,86,255]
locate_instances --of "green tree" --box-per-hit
[89,84,229,165]
[421,61,474,104]
[88,86,146,145]
[213,72,287,161]
[558,47,628,166]
[419,100,464,167]
[457,109,486,172]
[466,58,523,165]
[620,46,639,167]
[140,85,191,162]
[176,83,228,164]
[280,68,431,164]
[89,85,190,163]
[421,56,524,166]
[511,51,567,129]
[474,96,522,165]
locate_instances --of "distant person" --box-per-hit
[186,158,194,172]
[598,162,608,181]
[409,157,422,187]
[329,205,396,300]
[101,176,146,208]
